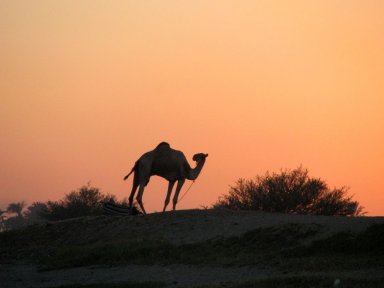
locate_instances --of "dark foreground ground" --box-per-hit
[1,209,384,288]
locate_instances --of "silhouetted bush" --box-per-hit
[7,201,26,217]
[24,202,50,224]
[0,185,142,227]
[36,184,142,221]
[38,184,116,221]
[0,210,6,232]
[1,201,28,231]
[214,167,364,216]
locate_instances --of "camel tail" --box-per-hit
[123,166,135,181]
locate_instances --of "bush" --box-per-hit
[214,167,364,216]
[1,185,142,227]
[39,184,116,221]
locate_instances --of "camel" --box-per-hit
[124,142,208,214]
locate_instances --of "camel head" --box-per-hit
[192,153,208,162]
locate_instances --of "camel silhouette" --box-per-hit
[124,142,208,214]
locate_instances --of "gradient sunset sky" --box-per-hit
[1,1,383,215]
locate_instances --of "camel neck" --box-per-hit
[187,159,206,180]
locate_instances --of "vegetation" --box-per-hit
[38,184,116,221]
[7,201,26,217]
[1,184,140,231]
[0,201,28,231]
[0,209,7,231]
[214,166,364,216]
[1,166,365,231]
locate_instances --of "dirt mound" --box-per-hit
[1,208,383,253]
[1,209,384,288]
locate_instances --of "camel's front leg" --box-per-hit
[172,179,185,211]
[163,181,175,212]
[136,184,147,215]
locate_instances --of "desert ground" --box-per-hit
[1,209,384,288]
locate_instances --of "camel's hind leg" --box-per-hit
[136,184,147,215]
[128,182,139,209]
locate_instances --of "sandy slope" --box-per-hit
[1,209,383,288]
[129,209,384,244]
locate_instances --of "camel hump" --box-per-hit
[153,142,173,159]
[155,142,171,150]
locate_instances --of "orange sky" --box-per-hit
[1,1,383,215]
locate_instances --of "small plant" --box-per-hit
[214,166,364,216]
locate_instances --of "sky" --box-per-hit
[1,0,383,215]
